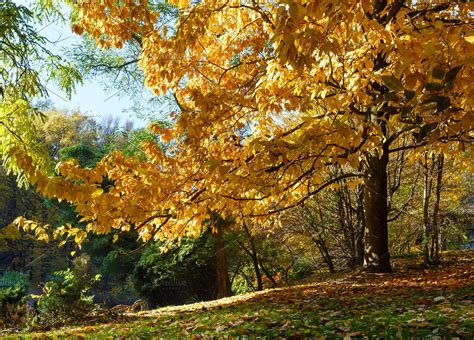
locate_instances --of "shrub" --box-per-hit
[133,232,217,307]
[290,258,315,280]
[31,257,101,328]
[0,271,28,328]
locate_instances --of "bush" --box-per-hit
[133,232,217,307]
[0,271,28,327]
[107,277,140,306]
[290,258,315,280]
[31,257,101,328]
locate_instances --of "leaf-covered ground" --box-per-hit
[4,251,474,339]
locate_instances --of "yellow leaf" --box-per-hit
[434,20,444,29]
[465,36,474,44]
[92,188,104,198]
[79,216,92,223]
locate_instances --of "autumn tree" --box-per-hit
[37,109,99,160]
[13,0,473,274]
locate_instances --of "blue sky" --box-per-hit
[36,4,148,128]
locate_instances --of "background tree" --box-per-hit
[37,110,98,160]
[1,1,80,181]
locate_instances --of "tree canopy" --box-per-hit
[10,0,474,272]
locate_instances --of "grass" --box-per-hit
[2,251,473,339]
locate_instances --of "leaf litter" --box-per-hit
[5,251,473,339]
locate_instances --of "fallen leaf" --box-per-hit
[229,319,245,327]
[415,298,432,305]
[241,314,259,322]
[215,324,227,332]
[407,318,430,328]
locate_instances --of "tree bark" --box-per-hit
[364,146,391,273]
[431,153,444,263]
[313,203,335,273]
[422,153,434,266]
[242,222,263,291]
[214,220,232,298]
[260,262,277,287]
[315,238,335,273]
[355,184,366,266]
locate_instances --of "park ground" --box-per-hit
[2,250,473,339]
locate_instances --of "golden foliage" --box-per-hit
[13,1,472,243]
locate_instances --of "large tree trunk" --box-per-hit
[364,146,391,273]
[214,221,232,298]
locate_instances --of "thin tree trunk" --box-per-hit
[250,251,263,291]
[336,185,357,269]
[364,145,391,273]
[317,239,335,273]
[431,154,444,263]
[422,153,434,266]
[314,203,335,273]
[239,269,256,292]
[422,159,430,265]
[260,262,277,287]
[242,222,263,291]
